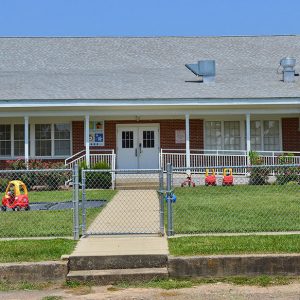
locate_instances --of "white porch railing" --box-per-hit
[160,149,300,173]
[65,149,116,170]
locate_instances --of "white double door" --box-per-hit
[117,125,159,169]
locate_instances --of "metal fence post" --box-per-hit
[167,163,174,236]
[81,169,87,236]
[159,168,165,236]
[73,164,80,240]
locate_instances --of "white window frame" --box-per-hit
[34,122,72,159]
[204,118,282,152]
[0,122,72,159]
[204,120,243,151]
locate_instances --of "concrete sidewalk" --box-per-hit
[71,235,168,256]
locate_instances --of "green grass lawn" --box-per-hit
[169,235,300,256]
[0,189,117,238]
[0,239,76,263]
[171,185,300,234]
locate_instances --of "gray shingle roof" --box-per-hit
[0,36,300,100]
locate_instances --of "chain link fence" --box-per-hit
[165,164,300,236]
[81,169,164,236]
[0,168,76,238]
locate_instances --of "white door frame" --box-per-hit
[116,123,160,169]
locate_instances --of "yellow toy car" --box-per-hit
[1,180,30,211]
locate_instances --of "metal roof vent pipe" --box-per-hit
[280,57,296,82]
[185,60,216,83]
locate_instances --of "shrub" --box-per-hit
[276,154,299,185]
[0,178,9,192]
[248,151,270,185]
[79,160,112,189]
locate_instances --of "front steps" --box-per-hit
[67,254,168,284]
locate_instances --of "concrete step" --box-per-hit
[68,254,168,271]
[67,267,169,285]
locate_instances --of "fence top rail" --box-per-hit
[161,149,300,155]
[172,164,300,171]
[82,168,162,173]
[0,168,72,174]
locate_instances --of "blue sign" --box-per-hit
[95,133,104,143]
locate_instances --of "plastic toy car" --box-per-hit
[1,180,30,211]
[222,168,234,186]
[205,169,217,186]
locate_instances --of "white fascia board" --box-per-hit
[0,108,299,118]
[0,97,300,108]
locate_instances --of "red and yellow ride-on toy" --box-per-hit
[222,168,234,186]
[205,169,217,186]
[1,180,30,211]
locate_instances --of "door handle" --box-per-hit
[139,143,142,154]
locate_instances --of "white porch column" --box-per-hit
[85,115,90,168]
[185,113,191,169]
[246,113,251,165]
[24,116,29,168]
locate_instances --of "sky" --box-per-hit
[0,0,300,37]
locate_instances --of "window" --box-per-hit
[250,121,262,151]
[0,125,11,156]
[122,131,133,148]
[35,124,51,156]
[54,124,71,156]
[263,121,280,151]
[143,131,155,148]
[244,120,280,151]
[205,121,240,150]
[35,123,71,157]
[224,121,241,150]
[14,124,25,156]
[205,121,222,150]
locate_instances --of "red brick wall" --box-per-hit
[282,117,300,151]
[72,119,204,153]
[72,121,84,154]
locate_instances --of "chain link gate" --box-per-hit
[80,168,165,236]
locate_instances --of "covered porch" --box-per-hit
[0,107,299,170]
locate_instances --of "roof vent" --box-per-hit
[185,60,216,83]
[280,57,296,82]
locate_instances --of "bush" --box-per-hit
[248,151,270,185]
[0,178,9,192]
[79,160,112,189]
[276,154,300,185]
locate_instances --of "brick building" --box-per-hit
[0,36,299,169]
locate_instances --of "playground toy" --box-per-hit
[205,169,217,186]
[181,171,196,187]
[1,180,30,211]
[222,168,234,186]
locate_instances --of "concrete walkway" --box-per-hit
[87,189,161,235]
[71,189,168,257]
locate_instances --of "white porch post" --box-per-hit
[185,113,191,169]
[246,113,251,165]
[85,115,90,168]
[24,116,29,168]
